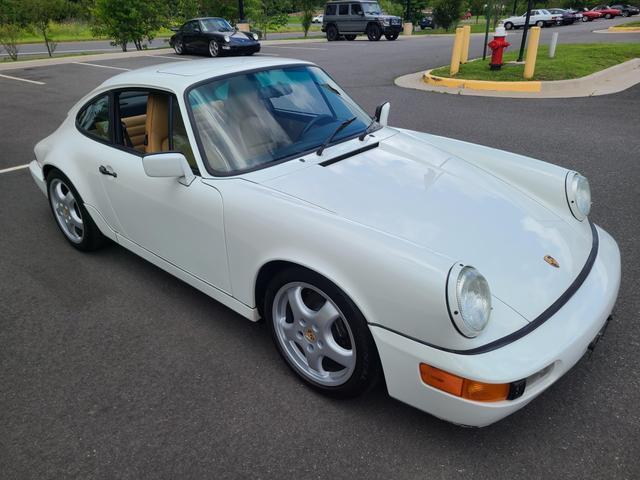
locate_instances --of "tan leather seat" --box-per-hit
[121,114,146,151]
[145,94,170,153]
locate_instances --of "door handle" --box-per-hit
[99,165,117,178]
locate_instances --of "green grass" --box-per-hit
[14,21,173,44]
[430,43,640,81]
[619,20,640,27]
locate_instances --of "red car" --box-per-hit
[575,8,604,21]
[591,5,623,18]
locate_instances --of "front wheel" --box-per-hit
[504,22,514,30]
[535,20,544,27]
[265,267,380,397]
[326,24,339,41]
[384,32,399,41]
[173,39,184,55]
[366,23,382,41]
[605,13,612,19]
[344,34,356,41]
[46,170,107,251]
[582,16,589,22]
[208,40,220,57]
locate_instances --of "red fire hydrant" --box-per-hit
[487,26,510,70]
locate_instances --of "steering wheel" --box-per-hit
[298,114,335,140]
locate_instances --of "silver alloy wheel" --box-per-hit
[49,178,84,243]
[273,282,356,386]
[209,40,219,57]
[174,39,183,54]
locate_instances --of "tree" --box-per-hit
[24,0,65,57]
[0,23,21,60]
[432,0,464,31]
[92,0,166,52]
[246,0,290,39]
[300,0,315,38]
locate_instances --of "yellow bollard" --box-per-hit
[450,28,464,76]
[460,25,471,64]
[523,26,541,80]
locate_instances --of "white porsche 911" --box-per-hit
[29,57,620,427]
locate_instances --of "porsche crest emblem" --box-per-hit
[304,328,316,342]
[544,255,560,268]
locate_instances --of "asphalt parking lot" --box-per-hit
[1,24,639,479]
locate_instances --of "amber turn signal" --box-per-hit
[419,364,510,402]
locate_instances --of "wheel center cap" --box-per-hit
[304,328,316,343]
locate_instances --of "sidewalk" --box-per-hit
[395,58,640,98]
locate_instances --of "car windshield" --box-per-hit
[200,18,234,32]
[362,2,382,14]
[187,65,374,175]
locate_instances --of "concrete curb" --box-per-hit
[396,58,640,98]
[423,69,542,92]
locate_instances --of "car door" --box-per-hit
[337,3,350,32]
[84,89,232,293]
[350,3,365,32]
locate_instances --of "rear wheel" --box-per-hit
[208,40,220,57]
[326,24,339,41]
[535,20,544,27]
[344,34,356,40]
[46,170,107,251]
[384,32,399,40]
[504,21,514,30]
[605,13,612,19]
[265,267,380,397]
[366,23,382,41]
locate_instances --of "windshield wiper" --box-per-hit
[316,117,357,156]
[358,118,379,141]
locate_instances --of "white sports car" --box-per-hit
[29,57,620,427]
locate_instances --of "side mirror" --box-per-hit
[142,152,195,186]
[375,101,390,127]
[359,11,365,16]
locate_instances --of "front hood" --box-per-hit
[263,132,593,322]
[217,31,257,43]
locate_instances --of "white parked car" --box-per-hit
[29,57,620,427]
[502,9,558,29]
[312,14,323,23]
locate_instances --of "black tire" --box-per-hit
[173,38,185,55]
[504,21,514,30]
[46,169,107,252]
[265,266,381,398]
[384,32,399,40]
[344,34,357,40]
[366,23,382,41]
[582,16,589,22]
[535,20,544,27]
[605,13,612,19]
[326,24,339,41]
[208,40,220,57]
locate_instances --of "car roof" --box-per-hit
[100,57,314,94]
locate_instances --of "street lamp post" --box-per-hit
[517,0,533,62]
[238,0,245,23]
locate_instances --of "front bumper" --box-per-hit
[222,43,260,55]
[382,25,403,34]
[371,224,621,427]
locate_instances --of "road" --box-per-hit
[1,16,632,58]
[1,21,639,480]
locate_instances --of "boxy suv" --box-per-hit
[322,1,403,41]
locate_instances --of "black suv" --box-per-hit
[610,4,640,16]
[322,1,403,41]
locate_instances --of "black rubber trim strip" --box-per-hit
[319,142,379,167]
[369,219,599,356]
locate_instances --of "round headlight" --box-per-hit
[446,264,492,338]
[223,35,231,43]
[252,33,259,40]
[565,171,591,221]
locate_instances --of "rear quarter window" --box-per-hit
[326,4,337,15]
[77,94,110,141]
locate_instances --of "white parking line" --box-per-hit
[73,62,131,71]
[0,73,45,85]
[148,55,189,60]
[0,164,29,174]
[263,46,328,50]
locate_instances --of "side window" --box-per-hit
[339,4,349,15]
[326,4,336,15]
[117,91,148,152]
[352,3,363,14]
[77,94,110,141]
[170,97,197,171]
